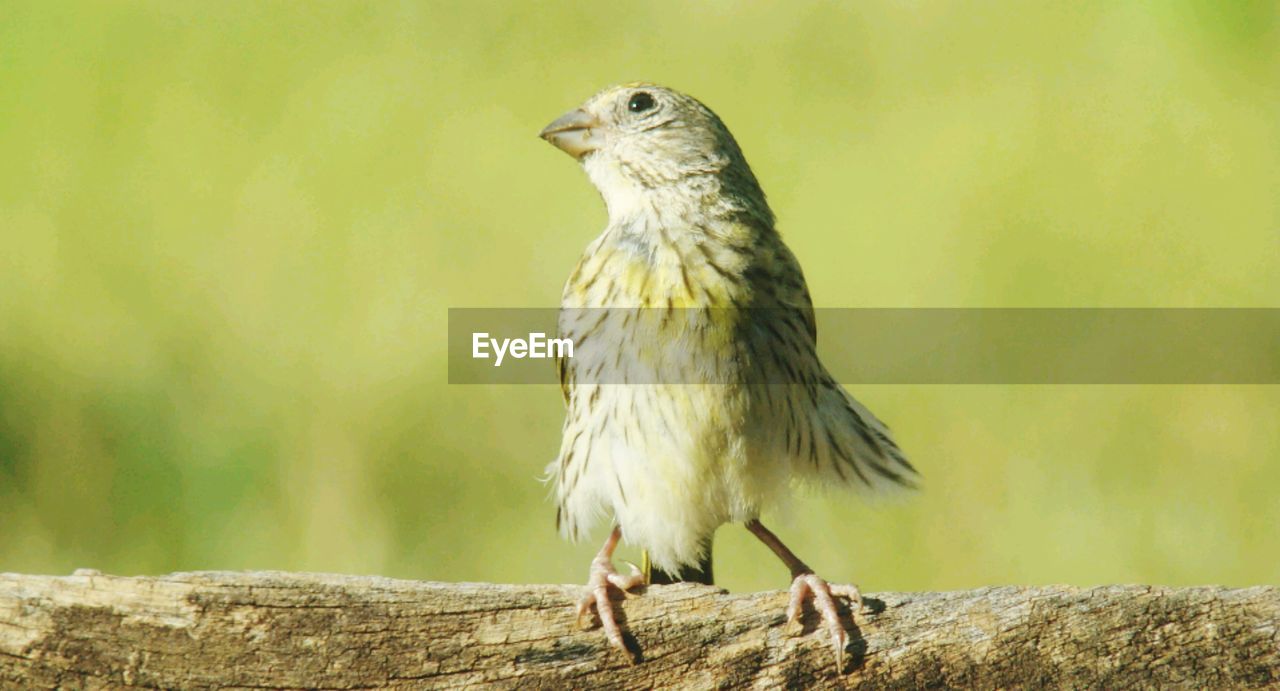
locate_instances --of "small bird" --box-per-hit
[540,83,918,668]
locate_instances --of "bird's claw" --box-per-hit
[618,561,644,597]
[787,573,863,672]
[576,556,645,661]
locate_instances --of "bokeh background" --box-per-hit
[2,2,1277,594]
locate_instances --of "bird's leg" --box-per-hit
[576,525,645,661]
[746,519,863,671]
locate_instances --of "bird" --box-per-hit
[539,82,918,669]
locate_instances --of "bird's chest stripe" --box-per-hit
[570,245,745,309]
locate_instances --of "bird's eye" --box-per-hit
[627,92,656,113]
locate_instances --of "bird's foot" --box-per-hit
[787,572,863,671]
[576,554,645,661]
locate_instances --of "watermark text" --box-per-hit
[472,332,573,366]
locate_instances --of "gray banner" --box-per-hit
[448,308,1280,384]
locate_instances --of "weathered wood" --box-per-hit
[0,570,1277,689]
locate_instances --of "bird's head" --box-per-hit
[540,83,769,224]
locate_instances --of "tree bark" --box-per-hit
[0,570,1276,689]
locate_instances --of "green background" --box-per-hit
[2,1,1277,594]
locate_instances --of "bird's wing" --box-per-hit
[770,241,818,344]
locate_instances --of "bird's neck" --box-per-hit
[571,177,774,309]
[584,157,771,232]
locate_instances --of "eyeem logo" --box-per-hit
[472,332,573,366]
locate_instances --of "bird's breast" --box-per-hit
[562,223,751,310]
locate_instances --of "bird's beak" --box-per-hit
[540,109,604,160]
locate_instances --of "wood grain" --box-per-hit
[2,571,1277,688]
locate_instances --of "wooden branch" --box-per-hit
[1,571,1277,689]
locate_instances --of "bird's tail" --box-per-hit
[643,541,714,585]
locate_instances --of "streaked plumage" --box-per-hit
[540,82,918,667]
